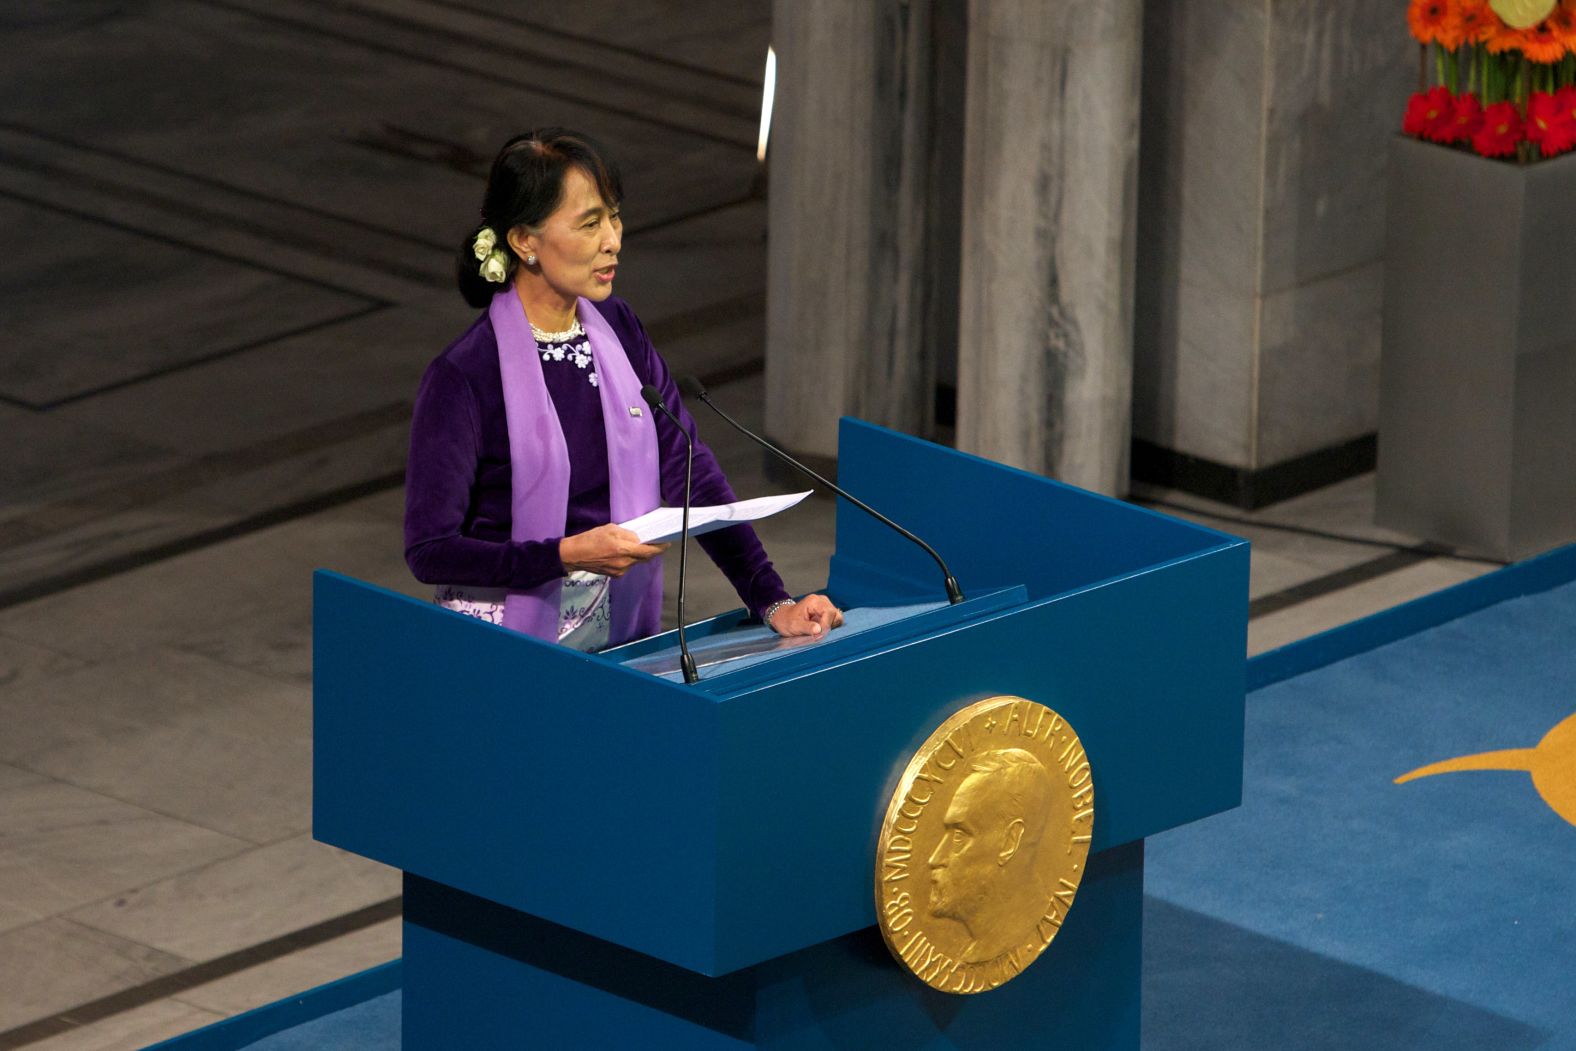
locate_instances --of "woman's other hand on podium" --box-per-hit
[559,525,669,577]
[769,594,844,637]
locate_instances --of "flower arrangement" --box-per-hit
[1403,0,1576,160]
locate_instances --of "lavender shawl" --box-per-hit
[489,289,663,644]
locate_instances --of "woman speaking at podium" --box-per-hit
[404,128,842,652]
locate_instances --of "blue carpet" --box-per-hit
[1145,580,1576,1049]
[240,991,399,1051]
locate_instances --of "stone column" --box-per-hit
[766,0,962,463]
[1131,2,1412,507]
[954,0,1142,496]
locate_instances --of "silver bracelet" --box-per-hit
[763,598,796,627]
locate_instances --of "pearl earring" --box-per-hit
[526,254,537,266]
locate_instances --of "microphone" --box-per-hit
[676,376,964,605]
[640,384,700,684]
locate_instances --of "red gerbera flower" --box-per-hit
[1527,90,1576,155]
[1558,84,1576,124]
[1403,86,1459,142]
[1526,90,1561,142]
[1472,100,1525,156]
[1449,91,1485,142]
[1541,121,1576,156]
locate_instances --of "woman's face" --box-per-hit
[514,166,622,304]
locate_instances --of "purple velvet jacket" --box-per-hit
[404,295,790,621]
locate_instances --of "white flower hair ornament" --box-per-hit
[472,226,497,260]
[478,248,511,284]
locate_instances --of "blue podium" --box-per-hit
[314,419,1247,1049]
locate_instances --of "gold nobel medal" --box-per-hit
[875,696,1094,994]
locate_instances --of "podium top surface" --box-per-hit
[601,588,1025,694]
[611,600,951,682]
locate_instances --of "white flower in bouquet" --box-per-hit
[1490,0,1556,29]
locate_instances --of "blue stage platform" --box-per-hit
[1145,555,1576,1050]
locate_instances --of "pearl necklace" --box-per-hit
[530,318,585,344]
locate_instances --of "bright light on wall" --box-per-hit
[757,46,776,163]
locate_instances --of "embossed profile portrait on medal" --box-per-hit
[926,747,1060,963]
[876,696,1094,994]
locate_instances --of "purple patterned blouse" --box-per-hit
[404,295,791,621]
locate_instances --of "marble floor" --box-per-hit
[0,3,1513,1049]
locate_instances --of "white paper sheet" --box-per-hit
[619,491,812,545]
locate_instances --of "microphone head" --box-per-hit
[677,375,707,400]
[639,384,664,409]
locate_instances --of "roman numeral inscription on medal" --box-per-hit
[897,929,961,986]
[947,942,1043,994]
[883,753,952,883]
[883,834,913,884]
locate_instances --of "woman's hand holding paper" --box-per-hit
[560,525,669,578]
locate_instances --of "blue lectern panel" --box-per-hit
[829,418,1242,606]
[313,572,726,974]
[317,575,1042,976]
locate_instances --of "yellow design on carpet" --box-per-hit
[1395,711,1576,826]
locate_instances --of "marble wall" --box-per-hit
[767,0,958,461]
[1134,1,1413,471]
[768,0,1140,493]
[955,0,1142,495]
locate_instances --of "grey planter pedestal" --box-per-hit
[1377,136,1576,561]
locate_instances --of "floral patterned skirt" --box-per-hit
[434,571,612,652]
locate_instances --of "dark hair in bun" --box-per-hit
[456,127,624,309]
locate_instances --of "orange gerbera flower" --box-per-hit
[1452,0,1503,42]
[1520,20,1569,60]
[1486,18,1524,48]
[1410,0,1464,46]
[1547,1,1576,44]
